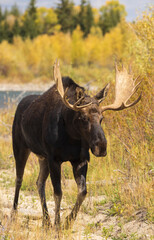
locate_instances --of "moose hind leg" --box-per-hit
[13,144,30,211]
[64,161,88,229]
[36,158,50,225]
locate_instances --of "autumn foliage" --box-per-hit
[0,7,153,83]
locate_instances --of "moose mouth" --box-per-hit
[91,145,107,157]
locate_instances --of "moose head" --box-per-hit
[53,60,141,158]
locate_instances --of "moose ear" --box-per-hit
[76,87,85,100]
[95,83,110,103]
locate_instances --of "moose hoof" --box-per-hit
[53,223,61,232]
[42,217,52,228]
[10,209,18,221]
[62,215,74,230]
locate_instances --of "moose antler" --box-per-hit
[53,60,92,111]
[101,65,142,112]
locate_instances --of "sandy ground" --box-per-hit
[0,82,54,91]
[0,169,153,240]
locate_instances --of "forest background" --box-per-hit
[0,0,153,239]
[0,0,152,84]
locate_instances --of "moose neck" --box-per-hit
[62,107,82,141]
[62,107,90,162]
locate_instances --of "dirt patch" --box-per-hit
[0,169,153,240]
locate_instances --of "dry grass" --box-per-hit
[0,75,153,239]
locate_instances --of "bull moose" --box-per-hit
[12,60,141,228]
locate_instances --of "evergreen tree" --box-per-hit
[3,8,9,19]
[2,20,14,43]
[28,0,37,16]
[21,0,38,39]
[0,7,5,42]
[0,23,4,42]
[10,4,20,17]
[78,0,86,33]
[78,0,94,37]
[12,19,20,36]
[85,2,94,37]
[56,0,75,33]
[99,0,126,35]
[2,21,9,40]
[0,7,3,22]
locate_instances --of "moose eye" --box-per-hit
[82,116,88,122]
[78,116,90,127]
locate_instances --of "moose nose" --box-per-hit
[91,139,107,157]
[90,124,107,157]
[101,149,107,157]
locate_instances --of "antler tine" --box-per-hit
[134,75,140,83]
[98,83,110,104]
[74,98,92,110]
[53,60,92,111]
[63,89,91,110]
[53,60,74,110]
[53,59,64,98]
[115,63,119,73]
[124,80,142,108]
[101,65,142,113]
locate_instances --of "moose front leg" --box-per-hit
[64,160,88,229]
[48,159,62,227]
[36,158,50,226]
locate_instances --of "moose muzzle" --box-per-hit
[90,124,107,157]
